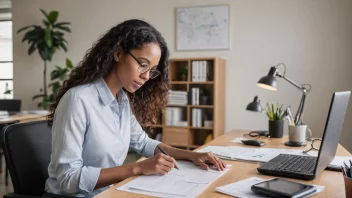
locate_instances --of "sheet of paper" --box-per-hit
[216,177,325,198]
[234,148,306,163]
[117,161,230,198]
[197,146,252,159]
[198,146,306,162]
[329,156,352,167]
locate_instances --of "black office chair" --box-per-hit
[1,120,74,198]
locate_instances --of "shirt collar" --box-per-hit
[94,77,129,107]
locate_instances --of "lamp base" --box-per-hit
[284,141,307,147]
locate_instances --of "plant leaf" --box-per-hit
[17,25,34,34]
[28,44,37,55]
[66,58,73,69]
[48,11,59,24]
[59,42,67,52]
[40,9,49,18]
[42,19,50,27]
[32,94,46,100]
[54,22,70,27]
[44,29,52,47]
[56,26,71,32]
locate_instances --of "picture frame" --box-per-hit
[176,5,230,51]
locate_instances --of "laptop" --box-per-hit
[257,91,351,180]
[0,99,22,115]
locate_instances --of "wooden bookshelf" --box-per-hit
[144,57,225,149]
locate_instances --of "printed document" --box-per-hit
[117,161,230,197]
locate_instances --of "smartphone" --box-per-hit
[251,178,316,198]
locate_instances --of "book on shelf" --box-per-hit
[168,90,188,105]
[192,108,203,127]
[191,88,199,105]
[191,60,212,82]
[165,107,187,127]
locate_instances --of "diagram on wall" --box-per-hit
[176,5,230,51]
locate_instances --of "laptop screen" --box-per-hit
[314,91,350,175]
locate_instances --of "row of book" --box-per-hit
[168,88,208,105]
[168,90,188,105]
[192,61,211,82]
[165,107,213,127]
[165,107,187,126]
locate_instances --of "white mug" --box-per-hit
[288,125,312,143]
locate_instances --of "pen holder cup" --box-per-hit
[288,125,312,143]
[344,175,352,197]
[269,120,284,138]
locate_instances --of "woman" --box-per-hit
[45,19,226,197]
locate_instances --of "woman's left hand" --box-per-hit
[189,152,227,171]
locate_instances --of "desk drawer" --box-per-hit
[162,127,190,146]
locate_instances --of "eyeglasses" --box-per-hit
[303,138,321,155]
[127,51,161,79]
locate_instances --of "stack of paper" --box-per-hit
[327,156,352,170]
[117,161,230,197]
[0,111,9,119]
[21,110,49,115]
[216,177,325,198]
[197,146,305,163]
[234,148,306,163]
[196,146,253,160]
[197,146,352,168]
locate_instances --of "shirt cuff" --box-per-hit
[79,166,101,194]
[144,139,161,157]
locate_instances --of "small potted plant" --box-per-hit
[180,66,188,81]
[263,102,285,138]
[200,88,209,105]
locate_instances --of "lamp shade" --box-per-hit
[246,96,262,112]
[257,66,278,91]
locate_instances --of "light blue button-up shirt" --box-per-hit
[45,77,160,197]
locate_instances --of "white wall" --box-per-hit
[12,0,352,151]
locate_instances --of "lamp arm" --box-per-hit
[276,72,309,125]
[294,92,307,125]
[276,73,306,91]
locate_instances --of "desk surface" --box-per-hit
[0,113,46,124]
[95,129,351,198]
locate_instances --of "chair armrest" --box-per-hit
[3,193,76,198]
[3,193,40,198]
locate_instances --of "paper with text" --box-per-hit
[117,161,230,198]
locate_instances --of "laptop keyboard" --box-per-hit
[271,154,316,174]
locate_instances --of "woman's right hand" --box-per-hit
[134,153,177,175]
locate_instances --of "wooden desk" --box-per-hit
[95,130,350,198]
[0,113,47,124]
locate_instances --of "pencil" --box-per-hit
[157,145,179,170]
[342,166,347,177]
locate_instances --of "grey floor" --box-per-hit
[0,151,141,197]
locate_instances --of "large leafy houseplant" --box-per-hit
[48,58,73,104]
[17,9,71,109]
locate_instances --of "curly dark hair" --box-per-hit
[48,19,170,130]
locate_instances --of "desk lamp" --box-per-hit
[246,96,270,137]
[257,63,311,126]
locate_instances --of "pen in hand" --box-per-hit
[157,145,179,170]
